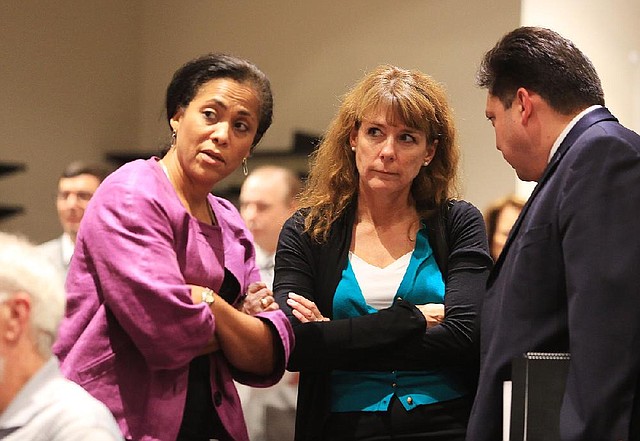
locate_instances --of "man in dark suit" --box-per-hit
[467,27,640,441]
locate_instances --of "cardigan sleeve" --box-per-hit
[337,201,491,371]
[376,201,492,370]
[274,202,491,373]
[273,213,426,372]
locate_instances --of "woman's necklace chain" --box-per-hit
[407,218,419,242]
[159,160,216,225]
[207,202,217,226]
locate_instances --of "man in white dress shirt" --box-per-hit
[0,232,123,440]
[38,161,110,278]
[238,165,302,441]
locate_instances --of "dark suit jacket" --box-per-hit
[467,107,640,441]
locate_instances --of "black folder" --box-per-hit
[510,352,570,441]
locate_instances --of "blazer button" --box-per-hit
[213,391,222,407]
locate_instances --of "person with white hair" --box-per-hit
[0,232,123,440]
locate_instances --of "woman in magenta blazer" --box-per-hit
[54,53,294,441]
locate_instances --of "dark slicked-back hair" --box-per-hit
[61,161,111,182]
[165,53,273,148]
[476,27,605,114]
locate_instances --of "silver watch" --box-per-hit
[201,288,215,306]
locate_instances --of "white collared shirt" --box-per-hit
[60,233,74,267]
[254,245,275,290]
[547,105,603,163]
[37,234,74,280]
[0,357,123,441]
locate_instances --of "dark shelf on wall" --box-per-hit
[105,151,157,167]
[105,148,311,174]
[0,206,25,220]
[0,162,27,176]
[105,130,320,207]
[0,162,27,221]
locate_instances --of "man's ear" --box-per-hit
[515,87,533,125]
[1,293,31,342]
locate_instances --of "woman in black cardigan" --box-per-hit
[273,65,492,441]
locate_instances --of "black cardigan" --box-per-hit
[273,200,492,441]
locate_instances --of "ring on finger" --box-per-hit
[260,298,269,308]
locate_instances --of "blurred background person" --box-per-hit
[274,65,492,441]
[237,165,302,441]
[0,232,123,440]
[53,53,294,441]
[38,161,110,278]
[483,194,525,261]
[240,165,302,294]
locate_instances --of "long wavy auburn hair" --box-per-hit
[299,65,460,243]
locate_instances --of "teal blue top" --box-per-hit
[330,226,467,412]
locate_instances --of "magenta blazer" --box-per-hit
[53,158,294,441]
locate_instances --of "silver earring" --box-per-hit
[242,158,249,176]
[171,130,177,147]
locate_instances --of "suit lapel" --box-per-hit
[487,107,618,286]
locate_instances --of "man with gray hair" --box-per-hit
[0,232,123,440]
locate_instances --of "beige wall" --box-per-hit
[3,1,522,242]
[522,0,640,133]
[1,0,142,242]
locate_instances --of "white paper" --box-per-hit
[503,380,512,441]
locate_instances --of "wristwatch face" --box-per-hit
[202,289,215,306]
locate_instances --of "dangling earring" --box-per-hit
[171,130,177,147]
[242,158,249,176]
